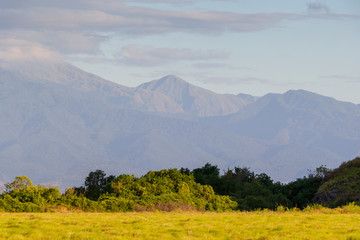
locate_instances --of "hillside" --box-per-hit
[205,90,360,176]
[0,61,264,188]
[315,157,360,207]
[137,75,255,117]
[0,62,183,114]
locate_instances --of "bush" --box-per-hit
[99,195,134,212]
[303,204,325,212]
[0,194,42,212]
[109,169,238,211]
[341,202,360,213]
[60,188,101,211]
[315,157,360,207]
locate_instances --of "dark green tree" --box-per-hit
[192,163,220,191]
[84,170,114,200]
[192,164,289,210]
[284,166,331,209]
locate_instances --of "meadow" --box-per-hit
[1,209,360,240]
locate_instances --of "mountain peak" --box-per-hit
[2,61,360,189]
[138,75,189,92]
[281,89,350,108]
[0,60,132,96]
[159,75,187,83]
[137,75,256,117]
[284,89,324,99]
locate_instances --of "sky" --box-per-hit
[0,0,359,103]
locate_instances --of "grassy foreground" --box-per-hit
[1,210,360,240]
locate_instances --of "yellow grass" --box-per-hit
[1,210,360,239]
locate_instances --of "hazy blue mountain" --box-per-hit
[1,61,359,189]
[0,61,184,114]
[137,75,256,117]
[220,90,360,149]
[0,61,263,189]
[205,89,360,178]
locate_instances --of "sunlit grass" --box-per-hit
[1,210,360,239]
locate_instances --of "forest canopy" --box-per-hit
[1,157,359,212]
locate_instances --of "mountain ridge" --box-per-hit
[137,75,257,117]
[1,60,359,189]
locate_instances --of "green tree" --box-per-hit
[84,170,114,200]
[1,176,61,212]
[109,168,237,211]
[192,163,220,191]
[192,164,289,210]
[5,176,33,192]
[315,157,360,207]
[284,165,331,208]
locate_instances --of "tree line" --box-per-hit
[1,157,359,212]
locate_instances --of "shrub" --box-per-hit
[109,169,238,211]
[99,195,134,212]
[303,204,325,212]
[340,202,360,213]
[0,194,42,212]
[315,157,360,207]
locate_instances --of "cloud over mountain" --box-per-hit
[116,45,229,67]
[0,1,318,57]
[0,39,62,63]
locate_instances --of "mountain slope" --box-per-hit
[204,90,360,178]
[315,157,360,207]
[0,61,265,188]
[1,61,359,189]
[137,75,256,117]
[211,90,360,155]
[0,62,184,115]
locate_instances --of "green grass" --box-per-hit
[1,210,360,239]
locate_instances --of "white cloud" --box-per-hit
[0,38,62,62]
[0,6,294,34]
[0,2,298,58]
[115,45,229,66]
[1,30,107,55]
[320,75,360,83]
[0,1,358,64]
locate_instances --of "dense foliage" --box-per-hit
[190,164,288,210]
[109,169,236,211]
[0,176,61,212]
[0,169,237,212]
[315,157,360,207]
[1,157,359,212]
[190,163,333,210]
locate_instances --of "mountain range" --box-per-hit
[0,60,359,189]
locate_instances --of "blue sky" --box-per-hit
[1,0,359,103]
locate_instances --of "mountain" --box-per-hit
[0,61,264,189]
[213,90,360,153]
[137,75,256,117]
[0,60,359,189]
[0,61,184,115]
[205,89,360,179]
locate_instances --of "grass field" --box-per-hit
[1,210,360,240]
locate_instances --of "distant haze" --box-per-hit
[0,60,359,189]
